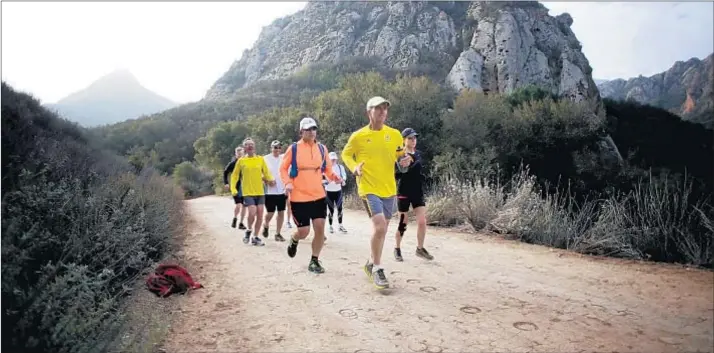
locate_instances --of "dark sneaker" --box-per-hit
[373,268,389,289]
[287,237,298,258]
[363,260,373,279]
[238,222,247,230]
[308,259,325,274]
[394,248,403,262]
[262,226,269,238]
[231,217,237,228]
[416,247,434,260]
[275,233,286,242]
[252,237,265,246]
[243,231,251,244]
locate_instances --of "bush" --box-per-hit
[430,167,713,267]
[172,161,215,198]
[1,82,185,353]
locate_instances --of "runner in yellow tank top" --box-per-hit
[341,96,411,290]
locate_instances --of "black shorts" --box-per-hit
[265,194,287,212]
[397,194,426,212]
[290,198,327,228]
[233,194,244,204]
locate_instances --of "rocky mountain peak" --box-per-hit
[206,1,598,107]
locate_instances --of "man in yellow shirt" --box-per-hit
[341,96,411,290]
[230,137,276,246]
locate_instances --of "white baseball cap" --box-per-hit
[299,117,318,130]
[328,152,338,160]
[366,96,391,110]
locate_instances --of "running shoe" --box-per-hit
[329,225,334,234]
[339,225,347,233]
[275,233,286,242]
[287,237,298,258]
[262,226,269,238]
[394,248,403,262]
[373,268,389,289]
[231,217,237,228]
[243,230,251,244]
[308,259,325,274]
[416,247,434,260]
[238,222,247,230]
[252,237,265,246]
[286,221,293,229]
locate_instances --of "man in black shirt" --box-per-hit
[223,146,247,230]
[393,128,434,261]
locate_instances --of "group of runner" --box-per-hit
[224,96,433,290]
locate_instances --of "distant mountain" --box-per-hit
[597,54,713,128]
[45,69,177,127]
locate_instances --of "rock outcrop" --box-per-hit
[206,1,622,164]
[206,1,599,105]
[598,53,713,127]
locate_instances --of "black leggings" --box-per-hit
[326,190,343,225]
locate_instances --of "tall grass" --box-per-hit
[424,168,713,267]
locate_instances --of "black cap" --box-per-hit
[401,127,418,138]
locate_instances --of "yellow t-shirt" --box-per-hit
[341,124,406,198]
[230,155,274,197]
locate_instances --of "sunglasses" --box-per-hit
[303,127,318,131]
[272,145,281,149]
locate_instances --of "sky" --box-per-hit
[2,2,712,105]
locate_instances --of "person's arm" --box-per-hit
[340,132,359,173]
[223,159,236,185]
[230,160,242,195]
[394,129,411,173]
[262,159,275,182]
[280,146,293,188]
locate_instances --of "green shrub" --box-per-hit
[2,82,185,353]
[172,161,215,198]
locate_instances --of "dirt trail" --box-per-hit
[163,195,713,353]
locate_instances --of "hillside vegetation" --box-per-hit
[1,82,185,353]
[92,61,713,268]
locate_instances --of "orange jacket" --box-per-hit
[280,140,340,202]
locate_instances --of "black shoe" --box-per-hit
[238,222,247,230]
[231,217,237,228]
[308,259,325,274]
[262,226,269,238]
[287,237,298,258]
[243,230,251,244]
[394,248,403,262]
[275,233,286,242]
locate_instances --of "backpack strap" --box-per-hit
[289,143,298,178]
[318,143,326,173]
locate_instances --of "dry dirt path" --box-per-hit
[162,195,713,353]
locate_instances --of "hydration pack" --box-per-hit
[289,142,326,178]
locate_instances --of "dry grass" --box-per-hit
[426,169,713,267]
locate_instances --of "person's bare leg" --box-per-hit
[276,211,285,234]
[240,204,247,224]
[293,226,310,240]
[370,214,388,266]
[311,218,326,257]
[254,206,265,235]
[264,211,275,230]
[395,211,408,248]
[414,206,427,248]
[247,205,257,230]
[234,203,240,217]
